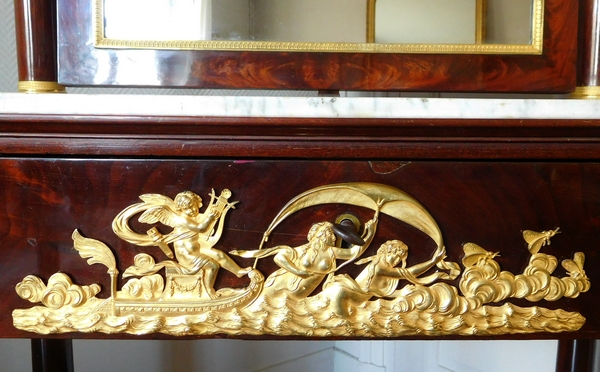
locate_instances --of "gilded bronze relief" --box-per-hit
[13,183,590,336]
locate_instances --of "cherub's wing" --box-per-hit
[139,205,179,227]
[139,194,176,208]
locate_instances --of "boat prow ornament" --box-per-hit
[13,183,591,337]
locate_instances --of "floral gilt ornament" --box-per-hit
[13,183,590,336]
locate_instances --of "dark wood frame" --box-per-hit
[54,0,578,92]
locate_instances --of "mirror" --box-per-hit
[100,0,541,54]
[373,0,532,44]
[373,0,485,44]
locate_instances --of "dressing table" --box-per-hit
[3,0,600,371]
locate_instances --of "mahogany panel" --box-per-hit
[1,159,600,340]
[56,0,577,92]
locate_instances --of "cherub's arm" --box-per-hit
[406,245,445,276]
[180,207,220,232]
[377,245,445,279]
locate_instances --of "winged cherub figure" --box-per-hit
[139,191,251,299]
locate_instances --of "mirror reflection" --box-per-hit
[102,0,536,51]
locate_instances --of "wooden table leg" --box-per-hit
[31,339,74,372]
[556,340,596,372]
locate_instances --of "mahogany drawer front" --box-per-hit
[1,158,598,339]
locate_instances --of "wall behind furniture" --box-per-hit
[0,0,17,92]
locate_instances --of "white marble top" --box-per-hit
[1,93,600,120]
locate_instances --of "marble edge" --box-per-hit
[0,93,600,120]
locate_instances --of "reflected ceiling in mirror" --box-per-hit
[98,0,542,54]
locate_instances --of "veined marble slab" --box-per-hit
[0,93,599,119]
